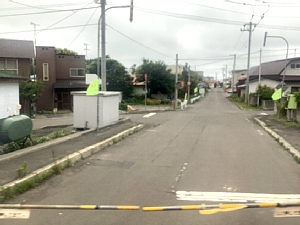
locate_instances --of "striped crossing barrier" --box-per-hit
[143,202,300,214]
[0,204,140,210]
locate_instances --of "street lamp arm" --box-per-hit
[97,5,130,80]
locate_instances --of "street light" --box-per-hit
[95,0,131,92]
[263,32,289,92]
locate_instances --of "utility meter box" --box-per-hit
[71,91,121,129]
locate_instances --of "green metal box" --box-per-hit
[0,115,32,145]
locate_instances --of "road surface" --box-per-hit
[3,88,300,224]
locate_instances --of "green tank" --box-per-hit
[0,115,33,145]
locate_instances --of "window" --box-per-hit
[70,68,85,77]
[291,63,300,69]
[291,87,300,93]
[0,59,18,74]
[43,63,49,81]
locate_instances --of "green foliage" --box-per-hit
[55,48,77,55]
[119,103,128,111]
[294,91,300,103]
[17,162,28,178]
[178,63,199,99]
[86,56,133,99]
[255,85,274,100]
[19,80,44,101]
[136,59,174,96]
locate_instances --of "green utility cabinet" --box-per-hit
[0,115,32,145]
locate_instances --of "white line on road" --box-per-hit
[176,191,300,203]
[257,130,264,136]
[143,113,156,118]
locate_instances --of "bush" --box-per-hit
[294,91,300,103]
[119,103,128,111]
[256,85,274,100]
[146,98,161,105]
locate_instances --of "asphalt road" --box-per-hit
[3,88,300,225]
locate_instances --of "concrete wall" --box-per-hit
[0,82,20,119]
[249,79,278,94]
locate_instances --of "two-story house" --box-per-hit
[249,57,300,94]
[0,39,35,115]
[35,46,87,111]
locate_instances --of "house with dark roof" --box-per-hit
[0,71,26,119]
[0,39,35,115]
[248,57,300,94]
[35,46,87,111]
[0,39,34,79]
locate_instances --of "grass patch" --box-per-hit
[227,94,261,110]
[17,162,28,178]
[2,128,74,155]
[0,163,65,202]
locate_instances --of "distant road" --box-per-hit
[32,115,73,130]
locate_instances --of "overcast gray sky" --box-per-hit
[1,0,300,80]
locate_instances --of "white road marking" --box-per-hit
[257,130,264,135]
[176,191,300,203]
[143,113,156,118]
[245,118,250,123]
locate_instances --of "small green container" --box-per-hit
[0,115,33,144]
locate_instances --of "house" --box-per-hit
[130,73,145,96]
[0,39,35,114]
[0,39,34,79]
[0,71,26,119]
[35,46,87,112]
[167,65,184,75]
[203,77,218,89]
[248,57,300,94]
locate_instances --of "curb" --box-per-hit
[254,118,300,160]
[0,118,130,163]
[1,123,145,191]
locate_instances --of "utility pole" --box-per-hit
[241,22,256,104]
[232,54,236,94]
[30,22,39,47]
[174,54,178,109]
[188,65,190,103]
[101,0,106,91]
[257,48,262,107]
[83,43,90,59]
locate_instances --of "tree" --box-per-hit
[178,63,200,99]
[136,59,174,97]
[55,48,77,55]
[19,80,44,116]
[86,56,133,99]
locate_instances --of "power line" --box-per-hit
[67,8,98,48]
[106,24,174,59]
[0,2,89,11]
[0,6,98,18]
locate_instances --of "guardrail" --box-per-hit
[190,96,201,104]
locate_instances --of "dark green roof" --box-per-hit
[0,71,26,80]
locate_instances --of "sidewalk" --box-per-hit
[255,114,300,160]
[0,119,143,187]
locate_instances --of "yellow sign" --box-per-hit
[272,88,282,100]
[86,80,99,96]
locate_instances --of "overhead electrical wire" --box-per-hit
[0,2,90,11]
[67,7,98,48]
[106,24,174,59]
[0,6,98,17]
